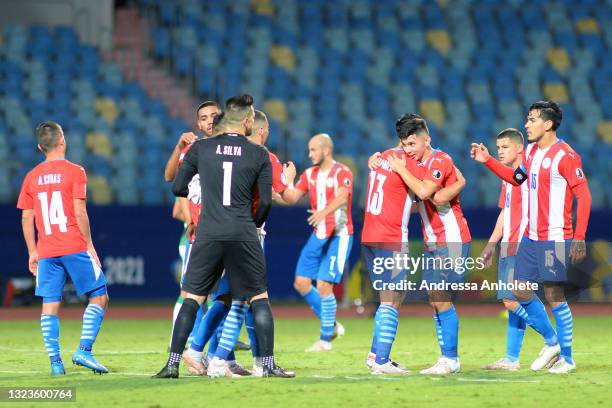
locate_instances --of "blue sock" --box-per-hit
[320,294,336,342]
[506,310,527,362]
[374,305,399,365]
[190,301,229,352]
[245,307,259,357]
[41,314,61,363]
[79,304,105,352]
[302,287,321,318]
[208,325,222,360]
[214,301,247,360]
[370,306,382,354]
[187,304,204,343]
[521,296,557,346]
[552,302,573,364]
[434,313,444,355]
[437,305,459,360]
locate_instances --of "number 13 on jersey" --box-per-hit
[366,171,387,215]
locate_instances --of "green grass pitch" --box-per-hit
[1,315,611,407]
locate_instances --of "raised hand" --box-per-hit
[470,143,490,163]
[177,132,197,149]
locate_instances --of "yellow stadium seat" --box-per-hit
[88,176,113,205]
[543,83,569,104]
[597,121,612,144]
[86,132,114,158]
[262,99,288,123]
[94,98,119,125]
[437,0,448,8]
[419,100,445,126]
[270,46,295,71]
[426,30,452,55]
[547,47,570,73]
[576,18,599,33]
[251,0,274,16]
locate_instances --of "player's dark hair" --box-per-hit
[196,100,220,115]
[497,128,524,145]
[395,113,429,139]
[36,121,63,152]
[220,94,254,123]
[529,100,562,131]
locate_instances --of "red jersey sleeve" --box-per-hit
[294,171,310,193]
[336,167,353,192]
[424,154,453,188]
[73,166,87,200]
[498,182,506,209]
[16,172,33,210]
[558,150,587,189]
[269,152,288,193]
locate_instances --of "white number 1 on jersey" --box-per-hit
[222,162,233,206]
[37,191,68,235]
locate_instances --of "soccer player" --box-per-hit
[362,118,466,374]
[154,94,294,378]
[17,121,109,375]
[479,128,537,371]
[471,100,592,374]
[370,114,471,374]
[282,134,353,352]
[184,109,291,377]
[164,101,220,351]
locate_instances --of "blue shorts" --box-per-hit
[497,256,517,301]
[295,233,353,284]
[36,251,107,299]
[362,245,410,291]
[516,237,571,283]
[421,243,471,287]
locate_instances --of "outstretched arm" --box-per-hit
[471,143,524,186]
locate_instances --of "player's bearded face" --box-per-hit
[197,107,220,137]
[308,143,324,166]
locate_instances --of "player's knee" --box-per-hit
[293,278,310,294]
[316,280,333,296]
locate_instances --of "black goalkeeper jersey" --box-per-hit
[172,133,272,241]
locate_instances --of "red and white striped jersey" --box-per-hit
[295,161,354,238]
[179,143,202,230]
[522,140,587,241]
[362,149,416,248]
[498,180,529,257]
[416,149,471,250]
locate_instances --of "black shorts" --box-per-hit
[182,240,267,299]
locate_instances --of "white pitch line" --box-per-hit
[0,347,160,355]
[0,370,43,374]
[457,378,541,384]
